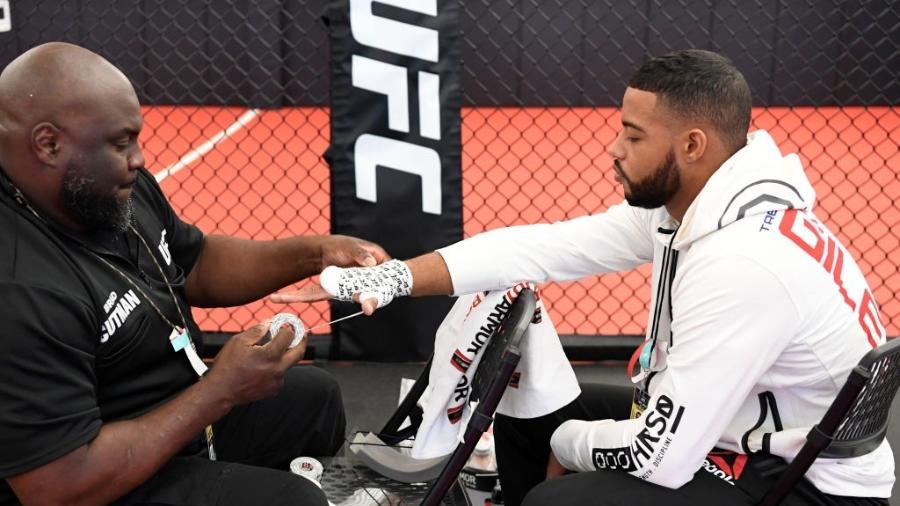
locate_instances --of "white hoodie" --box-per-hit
[437,130,893,498]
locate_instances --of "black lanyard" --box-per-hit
[88,224,189,332]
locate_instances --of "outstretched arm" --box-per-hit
[270,251,452,314]
[407,252,455,296]
[186,234,388,307]
[272,203,655,312]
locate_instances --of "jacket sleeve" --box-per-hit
[437,201,656,295]
[550,254,800,488]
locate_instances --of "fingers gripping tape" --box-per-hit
[269,313,305,349]
[320,259,413,309]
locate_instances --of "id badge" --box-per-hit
[167,327,215,460]
[630,387,650,419]
[168,327,208,377]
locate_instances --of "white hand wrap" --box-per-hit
[319,259,413,309]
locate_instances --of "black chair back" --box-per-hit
[760,337,900,506]
[420,288,537,506]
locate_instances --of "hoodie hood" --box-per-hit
[673,129,816,249]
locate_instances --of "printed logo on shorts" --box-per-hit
[702,451,747,486]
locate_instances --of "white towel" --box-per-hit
[411,283,581,459]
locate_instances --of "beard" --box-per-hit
[616,149,681,209]
[60,164,134,232]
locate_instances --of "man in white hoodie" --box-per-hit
[275,50,893,505]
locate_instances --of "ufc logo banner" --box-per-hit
[326,0,462,360]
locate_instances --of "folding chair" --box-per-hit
[419,288,536,506]
[345,288,536,505]
[346,357,452,485]
[760,337,900,506]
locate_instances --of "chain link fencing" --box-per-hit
[2,0,897,340]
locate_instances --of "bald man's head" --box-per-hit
[0,42,138,142]
[0,42,144,232]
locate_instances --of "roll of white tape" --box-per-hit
[290,456,324,487]
[269,313,305,349]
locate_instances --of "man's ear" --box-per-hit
[32,122,63,166]
[682,128,708,163]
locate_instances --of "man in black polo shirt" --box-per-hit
[0,43,385,505]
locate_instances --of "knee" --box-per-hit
[283,367,346,454]
[284,366,345,418]
[214,463,330,506]
[316,369,344,425]
[275,476,329,506]
[521,479,562,506]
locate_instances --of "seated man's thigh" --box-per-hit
[113,456,327,506]
[214,366,346,467]
[521,468,755,506]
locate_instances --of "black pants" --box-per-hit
[112,366,346,506]
[494,383,888,506]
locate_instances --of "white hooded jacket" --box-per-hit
[437,130,893,498]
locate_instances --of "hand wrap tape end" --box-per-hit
[357,291,383,309]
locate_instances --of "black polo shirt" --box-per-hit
[0,168,205,499]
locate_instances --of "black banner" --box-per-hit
[3,2,895,107]
[326,0,462,360]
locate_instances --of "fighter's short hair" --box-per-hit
[628,49,752,154]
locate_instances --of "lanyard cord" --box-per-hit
[628,226,680,385]
[89,225,189,331]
